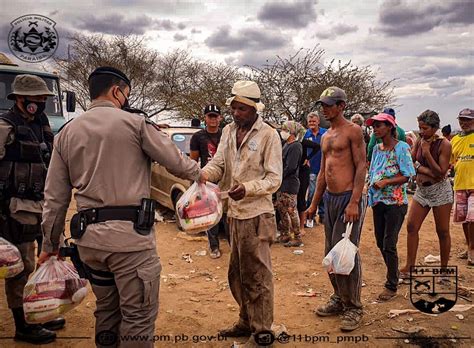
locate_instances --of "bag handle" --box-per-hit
[343,222,354,239]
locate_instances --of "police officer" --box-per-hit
[38,67,203,348]
[0,74,62,344]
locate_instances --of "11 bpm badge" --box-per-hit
[8,14,58,62]
[409,266,458,314]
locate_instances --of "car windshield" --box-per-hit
[171,132,194,154]
[0,72,62,116]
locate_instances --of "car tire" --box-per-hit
[172,190,184,211]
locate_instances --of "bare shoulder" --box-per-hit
[346,122,364,141]
[440,138,452,151]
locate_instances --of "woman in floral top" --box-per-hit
[366,113,416,301]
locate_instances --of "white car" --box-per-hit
[150,127,200,210]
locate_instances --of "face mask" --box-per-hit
[23,99,46,117]
[116,88,130,110]
[280,131,290,141]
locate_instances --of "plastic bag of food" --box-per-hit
[0,237,24,279]
[176,182,223,234]
[23,256,88,324]
[322,222,358,275]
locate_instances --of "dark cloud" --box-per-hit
[377,0,474,37]
[73,15,185,35]
[191,28,201,34]
[75,14,155,35]
[174,33,187,41]
[205,26,288,53]
[257,0,317,28]
[315,23,358,40]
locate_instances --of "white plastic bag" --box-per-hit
[176,182,223,234]
[322,222,358,275]
[0,237,24,279]
[23,256,88,324]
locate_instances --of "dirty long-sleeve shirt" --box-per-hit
[41,100,201,253]
[203,116,282,219]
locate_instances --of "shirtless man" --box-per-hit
[307,86,367,331]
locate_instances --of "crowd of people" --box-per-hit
[1,68,473,347]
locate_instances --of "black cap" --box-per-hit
[204,104,221,116]
[88,66,131,88]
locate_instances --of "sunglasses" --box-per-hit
[458,117,474,121]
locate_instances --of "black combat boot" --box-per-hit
[43,317,66,331]
[11,307,56,344]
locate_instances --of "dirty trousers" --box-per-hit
[228,214,276,334]
[276,192,300,238]
[77,245,162,348]
[323,191,367,309]
[5,242,36,309]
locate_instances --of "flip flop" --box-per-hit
[398,271,411,285]
[377,289,397,302]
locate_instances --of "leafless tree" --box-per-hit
[247,46,395,125]
[54,34,166,114]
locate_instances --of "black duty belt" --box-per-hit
[71,199,157,239]
[78,206,140,224]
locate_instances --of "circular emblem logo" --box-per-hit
[8,14,58,62]
[254,330,275,346]
[95,330,118,346]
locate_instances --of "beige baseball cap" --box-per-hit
[7,74,55,100]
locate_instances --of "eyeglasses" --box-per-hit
[458,117,473,122]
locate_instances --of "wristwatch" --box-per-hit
[415,161,421,171]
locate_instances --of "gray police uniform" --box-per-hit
[0,107,53,309]
[41,100,201,347]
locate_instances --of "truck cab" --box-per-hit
[0,57,75,134]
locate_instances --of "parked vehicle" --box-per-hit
[0,53,76,133]
[150,127,200,210]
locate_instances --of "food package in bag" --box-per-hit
[176,182,223,234]
[0,237,24,279]
[23,256,88,324]
[322,222,358,275]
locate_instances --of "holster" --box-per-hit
[59,241,115,286]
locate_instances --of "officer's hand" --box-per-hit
[156,123,170,129]
[37,251,57,266]
[228,184,246,201]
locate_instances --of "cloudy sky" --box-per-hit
[1,0,472,130]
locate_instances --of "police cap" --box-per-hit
[88,66,131,88]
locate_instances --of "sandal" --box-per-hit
[210,248,221,259]
[276,235,291,244]
[376,288,397,302]
[398,271,411,285]
[458,250,468,260]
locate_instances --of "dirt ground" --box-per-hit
[1,198,473,348]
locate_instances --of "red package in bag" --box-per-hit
[23,256,88,324]
[0,237,24,279]
[176,182,223,234]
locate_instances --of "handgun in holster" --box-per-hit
[58,239,90,280]
[134,198,157,235]
[59,238,115,287]
[70,211,88,239]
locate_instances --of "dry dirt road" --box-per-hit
[1,199,473,347]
